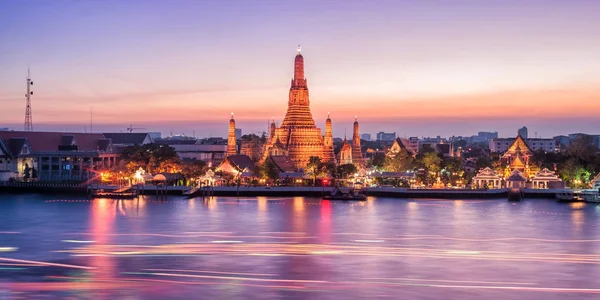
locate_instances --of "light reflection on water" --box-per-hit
[0,194,599,299]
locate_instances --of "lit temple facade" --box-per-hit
[226,113,237,157]
[260,47,332,169]
[351,117,364,167]
[501,134,538,179]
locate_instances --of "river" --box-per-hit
[0,194,599,299]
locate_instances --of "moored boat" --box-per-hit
[323,187,367,201]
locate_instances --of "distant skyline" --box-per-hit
[1,0,600,138]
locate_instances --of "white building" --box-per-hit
[490,138,555,153]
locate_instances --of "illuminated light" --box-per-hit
[149,272,328,284]
[211,240,243,243]
[310,251,343,255]
[61,240,95,243]
[145,268,277,277]
[0,247,18,252]
[446,250,481,255]
[365,277,537,286]
[353,240,384,243]
[0,257,94,270]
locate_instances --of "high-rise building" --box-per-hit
[361,133,371,141]
[518,126,528,139]
[376,132,396,141]
[261,46,327,169]
[235,128,242,140]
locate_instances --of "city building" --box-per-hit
[490,137,555,153]
[408,137,419,154]
[518,126,528,139]
[567,133,600,148]
[102,133,154,153]
[170,144,226,167]
[376,132,396,142]
[0,131,118,182]
[260,47,330,169]
[235,128,242,140]
[470,131,498,144]
[361,133,371,141]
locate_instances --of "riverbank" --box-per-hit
[0,182,561,199]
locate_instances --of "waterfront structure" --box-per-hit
[339,137,353,165]
[506,169,527,189]
[226,114,237,157]
[376,132,396,142]
[322,114,335,163]
[0,131,118,182]
[260,47,326,169]
[472,167,503,189]
[531,168,564,189]
[351,117,364,166]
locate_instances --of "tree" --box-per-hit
[336,164,358,179]
[371,152,386,170]
[383,148,413,172]
[305,156,322,186]
[422,151,442,174]
[181,161,207,185]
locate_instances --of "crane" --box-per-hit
[126,124,146,133]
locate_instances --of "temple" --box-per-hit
[261,46,328,169]
[351,117,364,167]
[226,113,237,157]
[501,134,538,178]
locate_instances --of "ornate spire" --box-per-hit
[297,45,301,55]
[226,113,237,157]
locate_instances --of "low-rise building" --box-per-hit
[170,144,226,167]
[0,131,118,182]
[490,137,555,153]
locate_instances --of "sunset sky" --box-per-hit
[1,0,599,138]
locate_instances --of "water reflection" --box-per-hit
[1,196,600,299]
[89,199,116,281]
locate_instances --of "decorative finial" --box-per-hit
[231,112,234,118]
[297,45,301,54]
[355,115,358,121]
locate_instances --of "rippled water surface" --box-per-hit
[0,194,599,299]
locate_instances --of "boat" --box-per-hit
[323,187,367,201]
[556,190,584,202]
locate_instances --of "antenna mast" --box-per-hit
[24,68,33,131]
